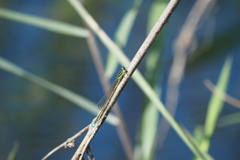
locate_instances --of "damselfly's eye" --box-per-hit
[121,67,126,71]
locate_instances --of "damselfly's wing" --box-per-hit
[97,67,127,109]
[97,77,119,109]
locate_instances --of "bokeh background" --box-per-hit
[0,0,240,160]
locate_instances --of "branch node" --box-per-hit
[65,138,75,148]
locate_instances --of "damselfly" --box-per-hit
[92,67,127,127]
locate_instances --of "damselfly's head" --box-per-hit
[121,67,127,72]
[117,67,127,80]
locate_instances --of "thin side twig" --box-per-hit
[204,79,240,109]
[42,125,89,160]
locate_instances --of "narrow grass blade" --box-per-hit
[181,125,213,160]
[7,142,19,160]
[134,90,160,160]
[218,112,240,128]
[194,125,204,144]
[204,56,232,148]
[196,56,232,157]
[105,0,142,77]
[0,7,89,38]
[134,0,167,159]
[0,57,118,126]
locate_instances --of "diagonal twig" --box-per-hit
[42,125,89,160]
[86,31,133,159]
[204,79,240,109]
[69,0,181,159]
[68,0,213,159]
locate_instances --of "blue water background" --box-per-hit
[0,0,240,160]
